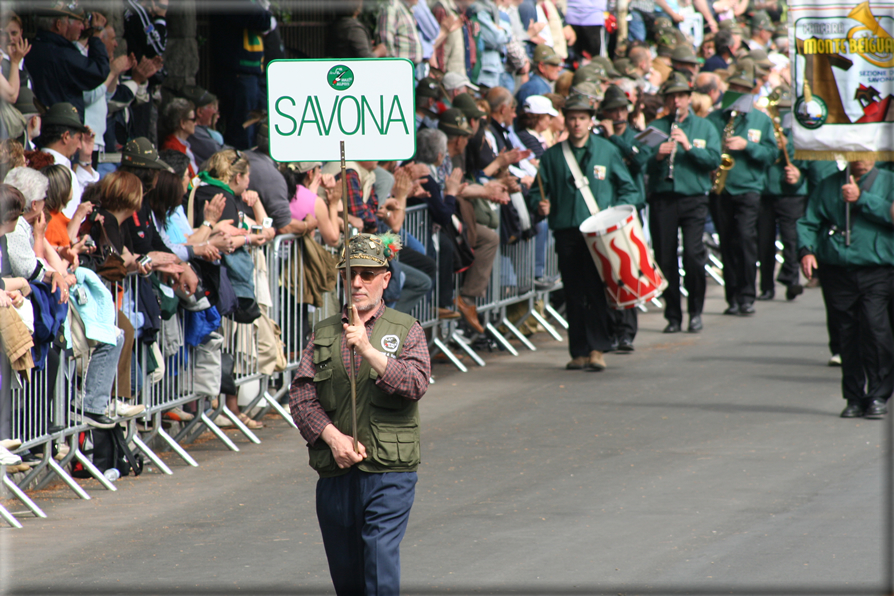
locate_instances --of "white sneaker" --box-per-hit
[828,354,842,366]
[213,415,234,428]
[107,399,146,418]
[0,445,22,466]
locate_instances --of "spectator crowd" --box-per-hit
[1,0,892,480]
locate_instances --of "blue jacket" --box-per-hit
[27,281,67,370]
[516,74,552,107]
[24,30,109,121]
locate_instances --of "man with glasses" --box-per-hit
[516,44,563,107]
[181,84,226,165]
[290,233,430,596]
[26,1,110,121]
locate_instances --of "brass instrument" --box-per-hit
[766,98,793,168]
[711,110,738,195]
[666,108,680,181]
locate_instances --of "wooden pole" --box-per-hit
[340,141,359,454]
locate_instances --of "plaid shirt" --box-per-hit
[340,169,380,233]
[289,303,431,446]
[377,0,424,64]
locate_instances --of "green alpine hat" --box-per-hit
[416,77,441,99]
[746,48,773,69]
[751,10,772,31]
[564,82,601,113]
[572,63,607,86]
[727,61,757,89]
[12,88,37,116]
[452,92,486,119]
[533,44,562,65]
[590,56,621,78]
[337,233,402,269]
[42,102,89,132]
[438,108,472,137]
[121,137,171,170]
[599,85,630,112]
[659,71,692,95]
[671,45,700,65]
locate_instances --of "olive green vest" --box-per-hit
[308,307,420,478]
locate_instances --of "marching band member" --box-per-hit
[528,87,640,371]
[706,62,776,316]
[644,72,721,334]
[756,84,808,302]
[599,84,647,351]
[797,160,894,419]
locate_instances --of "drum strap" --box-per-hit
[561,141,600,216]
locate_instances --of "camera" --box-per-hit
[137,255,152,268]
[73,286,88,306]
[251,225,263,234]
[83,236,96,249]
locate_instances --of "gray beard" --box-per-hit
[355,297,382,312]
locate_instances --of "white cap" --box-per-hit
[442,71,480,92]
[523,95,558,117]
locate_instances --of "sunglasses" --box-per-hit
[230,150,243,165]
[340,269,385,283]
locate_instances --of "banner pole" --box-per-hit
[340,141,359,454]
[845,162,851,248]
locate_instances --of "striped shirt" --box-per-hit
[377,0,424,65]
[289,303,431,446]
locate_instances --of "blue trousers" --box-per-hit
[316,468,417,596]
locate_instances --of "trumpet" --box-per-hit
[667,108,680,181]
[711,110,738,195]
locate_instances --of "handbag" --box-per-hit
[220,351,237,396]
[442,218,475,273]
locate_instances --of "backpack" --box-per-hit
[71,425,143,478]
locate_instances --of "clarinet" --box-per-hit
[667,108,680,181]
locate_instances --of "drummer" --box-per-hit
[528,86,640,372]
[599,84,649,352]
[643,72,722,334]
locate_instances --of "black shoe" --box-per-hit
[723,304,740,315]
[757,290,774,301]
[617,338,635,352]
[739,303,756,315]
[840,400,865,418]
[864,399,888,419]
[786,284,804,301]
[688,315,703,333]
[663,322,682,333]
[83,412,117,429]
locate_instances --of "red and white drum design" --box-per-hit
[579,205,668,310]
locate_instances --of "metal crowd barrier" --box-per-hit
[2,208,574,528]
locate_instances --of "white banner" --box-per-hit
[266,59,417,162]
[790,0,894,160]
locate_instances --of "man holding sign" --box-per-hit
[289,233,431,594]
[797,162,894,419]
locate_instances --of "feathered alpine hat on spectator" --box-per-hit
[338,233,402,269]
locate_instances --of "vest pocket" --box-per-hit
[313,368,337,412]
[369,420,420,467]
[307,441,339,475]
[313,335,336,364]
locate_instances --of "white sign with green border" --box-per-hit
[267,58,417,162]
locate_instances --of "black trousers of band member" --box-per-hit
[649,194,708,325]
[819,265,894,403]
[610,307,637,343]
[757,195,807,292]
[554,228,613,356]
[817,265,842,356]
[710,191,760,307]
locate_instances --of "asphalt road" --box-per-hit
[2,282,891,596]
